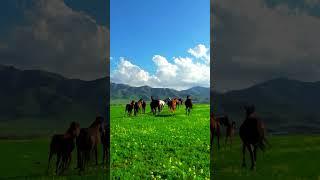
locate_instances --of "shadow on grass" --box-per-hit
[155,114,175,117]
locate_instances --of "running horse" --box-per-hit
[125,100,135,116]
[168,98,178,113]
[141,100,146,114]
[185,96,193,116]
[150,96,161,115]
[134,99,143,116]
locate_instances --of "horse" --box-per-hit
[164,98,171,108]
[185,96,193,116]
[100,123,109,167]
[225,121,236,149]
[168,98,178,113]
[76,116,103,172]
[150,96,160,115]
[125,100,135,116]
[177,98,183,109]
[239,105,269,170]
[134,99,143,116]
[141,100,146,113]
[210,113,221,149]
[47,121,80,175]
[159,100,166,111]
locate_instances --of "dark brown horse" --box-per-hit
[150,96,160,115]
[125,100,135,116]
[76,117,103,171]
[100,123,109,167]
[210,113,221,149]
[225,121,236,149]
[141,100,146,113]
[185,96,193,116]
[239,105,269,170]
[134,99,143,116]
[47,121,80,175]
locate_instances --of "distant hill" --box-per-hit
[0,64,107,135]
[110,83,210,103]
[214,77,320,133]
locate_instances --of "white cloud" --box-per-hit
[187,44,210,64]
[111,44,210,90]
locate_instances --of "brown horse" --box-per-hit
[168,98,178,113]
[47,121,80,175]
[141,100,146,113]
[210,112,221,149]
[185,96,192,116]
[76,116,103,171]
[134,99,143,116]
[225,121,236,149]
[125,100,135,116]
[239,105,269,170]
[100,123,109,167]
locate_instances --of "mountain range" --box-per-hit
[214,77,320,134]
[1,64,320,134]
[110,83,210,103]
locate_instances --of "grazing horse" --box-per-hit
[125,100,135,116]
[134,99,143,116]
[185,96,193,116]
[76,116,103,171]
[47,122,80,175]
[141,100,146,113]
[239,105,269,170]
[150,96,160,115]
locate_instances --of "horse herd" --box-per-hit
[125,96,193,116]
[210,105,270,170]
[47,116,109,175]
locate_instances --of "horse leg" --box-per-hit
[47,151,53,174]
[217,132,220,150]
[56,153,62,175]
[225,135,228,150]
[95,145,98,165]
[253,145,257,165]
[242,143,246,167]
[248,145,255,170]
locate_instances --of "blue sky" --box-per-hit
[110,0,210,90]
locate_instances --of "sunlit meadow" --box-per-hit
[111,104,210,179]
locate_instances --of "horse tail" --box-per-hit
[257,136,269,152]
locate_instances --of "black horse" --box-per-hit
[185,96,193,116]
[150,96,160,115]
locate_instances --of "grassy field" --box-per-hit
[111,103,210,179]
[0,136,109,179]
[211,134,320,180]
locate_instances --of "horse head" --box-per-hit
[67,121,80,137]
[244,105,255,117]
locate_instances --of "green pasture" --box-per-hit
[111,103,210,179]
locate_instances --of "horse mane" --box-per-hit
[64,121,79,137]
